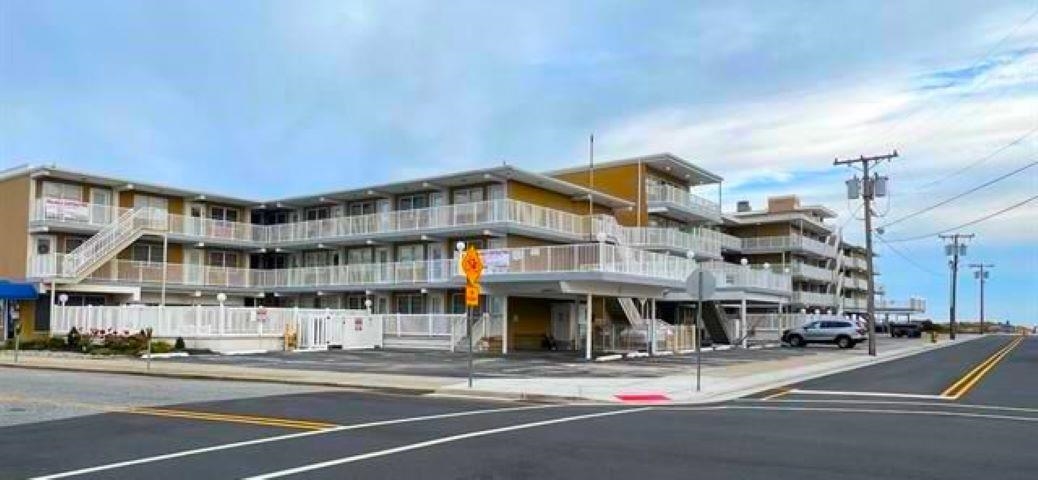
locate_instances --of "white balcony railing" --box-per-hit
[32,198,264,245]
[740,234,837,257]
[623,227,724,258]
[645,184,722,222]
[32,198,597,246]
[788,262,834,282]
[792,291,837,307]
[700,262,792,292]
[30,243,697,289]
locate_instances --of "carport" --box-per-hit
[0,280,38,340]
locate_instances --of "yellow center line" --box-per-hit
[761,387,793,401]
[125,407,339,431]
[941,336,1023,399]
[0,394,339,431]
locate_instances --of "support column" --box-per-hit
[501,295,509,355]
[585,293,593,360]
[740,297,748,348]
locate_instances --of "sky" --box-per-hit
[2,0,1036,324]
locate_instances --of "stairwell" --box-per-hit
[700,302,732,344]
[57,207,167,283]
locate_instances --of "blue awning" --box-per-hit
[0,281,38,300]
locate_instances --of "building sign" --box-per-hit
[482,250,510,274]
[44,198,89,223]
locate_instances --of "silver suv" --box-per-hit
[782,319,866,349]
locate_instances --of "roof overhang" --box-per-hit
[546,153,723,186]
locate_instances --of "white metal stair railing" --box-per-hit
[617,297,650,328]
[830,230,845,313]
[60,207,166,282]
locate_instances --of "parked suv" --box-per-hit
[782,320,866,349]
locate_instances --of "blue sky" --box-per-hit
[2,1,1036,324]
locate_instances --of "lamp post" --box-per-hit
[217,292,227,336]
[58,293,68,332]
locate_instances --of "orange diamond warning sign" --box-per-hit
[461,245,484,285]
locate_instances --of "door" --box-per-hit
[550,303,573,348]
[89,188,113,224]
[188,203,205,237]
[34,236,57,274]
[377,199,392,232]
[133,194,169,229]
[185,249,204,285]
[428,243,446,280]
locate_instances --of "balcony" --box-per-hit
[788,262,834,283]
[645,184,722,224]
[622,227,725,259]
[265,199,591,246]
[740,234,837,258]
[31,198,264,247]
[791,290,836,307]
[700,262,792,292]
[843,276,868,291]
[30,243,696,291]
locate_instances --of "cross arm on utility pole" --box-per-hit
[833,150,899,166]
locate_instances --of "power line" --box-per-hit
[885,194,1038,243]
[876,235,942,277]
[880,160,1037,229]
[920,126,1038,189]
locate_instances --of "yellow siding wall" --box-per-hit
[553,164,643,226]
[0,174,30,278]
[506,180,611,216]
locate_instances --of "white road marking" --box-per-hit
[244,407,654,479]
[784,388,950,400]
[739,398,1038,414]
[31,404,561,480]
[660,405,1038,423]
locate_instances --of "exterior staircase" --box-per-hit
[58,207,167,283]
[701,302,732,344]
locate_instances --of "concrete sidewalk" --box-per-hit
[0,335,979,404]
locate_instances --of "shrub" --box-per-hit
[46,336,67,350]
[150,341,174,354]
[66,327,81,350]
[173,337,186,351]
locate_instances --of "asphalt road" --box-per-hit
[1,335,1034,479]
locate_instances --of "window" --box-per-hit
[42,182,82,201]
[210,206,239,222]
[133,194,168,212]
[396,244,425,262]
[397,194,428,211]
[305,207,330,221]
[346,295,368,310]
[207,251,239,268]
[304,251,330,267]
[131,244,165,263]
[348,248,373,264]
[349,201,375,216]
[452,187,484,204]
[35,237,53,255]
[63,237,86,253]
[395,293,424,314]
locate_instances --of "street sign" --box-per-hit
[461,245,484,285]
[465,284,480,307]
[685,269,717,300]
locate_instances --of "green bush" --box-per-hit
[149,341,174,354]
[46,336,67,350]
[173,337,186,351]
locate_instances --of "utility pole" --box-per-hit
[969,263,993,335]
[835,151,897,357]
[940,233,974,340]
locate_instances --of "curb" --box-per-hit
[0,361,441,399]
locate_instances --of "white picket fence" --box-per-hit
[50,305,382,350]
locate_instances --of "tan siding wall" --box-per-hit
[0,174,30,278]
[554,164,642,226]
[506,235,562,248]
[506,180,610,216]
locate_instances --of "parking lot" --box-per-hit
[163,336,914,378]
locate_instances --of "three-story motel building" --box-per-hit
[1,153,876,353]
